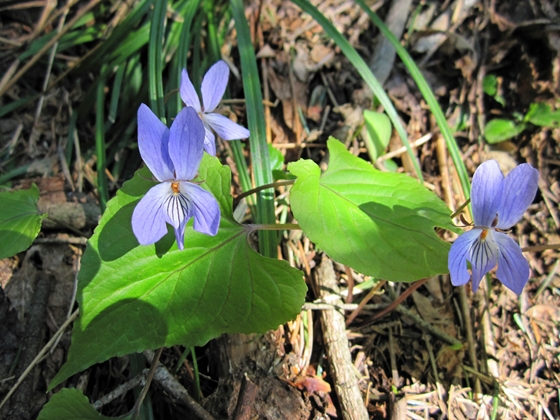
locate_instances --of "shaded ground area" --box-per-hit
[1,0,559,418]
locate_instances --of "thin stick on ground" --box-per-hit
[314,255,369,420]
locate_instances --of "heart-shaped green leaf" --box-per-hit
[0,184,45,259]
[37,388,129,420]
[50,155,306,389]
[288,139,456,281]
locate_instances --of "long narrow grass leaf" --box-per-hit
[231,0,277,258]
[355,0,470,197]
[96,72,109,212]
[168,0,201,116]
[290,0,423,180]
[148,0,168,121]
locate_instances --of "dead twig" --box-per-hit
[315,255,369,420]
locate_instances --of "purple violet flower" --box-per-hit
[131,104,220,250]
[448,160,539,294]
[180,60,250,155]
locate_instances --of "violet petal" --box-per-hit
[496,163,539,229]
[201,61,229,113]
[471,160,503,227]
[181,183,220,236]
[131,182,171,246]
[494,232,530,295]
[168,107,205,180]
[468,230,499,292]
[448,229,481,287]
[203,113,250,140]
[137,104,174,181]
[180,69,202,112]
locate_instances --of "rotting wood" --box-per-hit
[315,255,369,420]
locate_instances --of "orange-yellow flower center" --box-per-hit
[480,229,489,240]
[171,182,180,194]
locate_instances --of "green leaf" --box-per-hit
[37,388,130,420]
[0,185,45,259]
[288,139,455,282]
[363,110,391,160]
[49,155,306,389]
[484,119,526,144]
[482,74,497,96]
[525,102,560,127]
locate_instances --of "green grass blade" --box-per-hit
[168,0,201,116]
[107,63,126,127]
[290,0,423,180]
[96,71,109,212]
[77,0,154,74]
[148,0,168,121]
[355,0,470,198]
[231,0,277,258]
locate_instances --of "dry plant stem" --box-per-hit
[131,347,163,418]
[315,255,369,420]
[30,4,68,154]
[387,328,399,387]
[0,309,79,411]
[344,265,354,303]
[458,286,482,396]
[371,278,429,322]
[93,373,147,410]
[0,0,102,98]
[436,134,454,210]
[377,295,463,347]
[234,179,294,204]
[143,350,215,420]
[376,133,432,162]
[345,280,386,326]
[6,272,52,419]
[521,243,560,252]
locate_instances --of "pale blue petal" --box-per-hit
[471,160,503,227]
[168,107,205,180]
[174,217,189,251]
[162,187,192,230]
[496,163,539,229]
[468,230,499,292]
[204,113,250,140]
[181,183,220,236]
[202,124,216,156]
[137,104,174,181]
[180,69,201,112]
[494,232,530,295]
[201,61,229,113]
[131,182,172,246]
[448,229,481,287]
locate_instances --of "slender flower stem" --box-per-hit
[234,179,295,204]
[450,198,471,220]
[521,243,560,252]
[246,223,301,231]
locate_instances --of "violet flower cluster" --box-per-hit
[132,61,249,250]
[448,160,539,295]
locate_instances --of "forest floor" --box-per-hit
[0,0,559,419]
